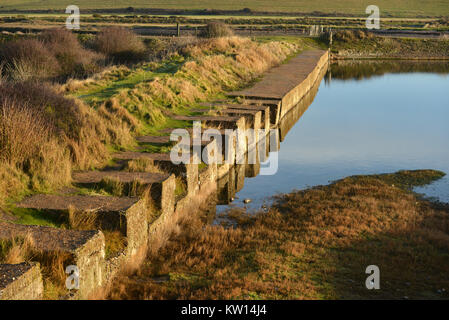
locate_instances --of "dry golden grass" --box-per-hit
[37,250,75,300]
[107,170,449,300]
[177,37,298,96]
[122,37,298,114]
[0,95,72,204]
[98,177,148,197]
[103,230,127,259]
[125,159,163,174]
[0,164,27,208]
[0,81,135,208]
[0,98,53,166]
[60,65,133,93]
[0,233,34,264]
[62,36,299,131]
[67,206,98,231]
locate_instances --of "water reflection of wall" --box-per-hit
[331,60,449,81]
[216,64,328,207]
[279,65,328,142]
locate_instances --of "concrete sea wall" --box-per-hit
[0,49,329,300]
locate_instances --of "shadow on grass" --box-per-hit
[317,211,449,299]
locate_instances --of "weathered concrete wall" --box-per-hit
[148,170,218,256]
[122,200,148,258]
[74,231,106,299]
[95,49,328,299]
[279,61,328,141]
[235,164,246,193]
[199,165,217,190]
[97,198,150,295]
[0,222,106,300]
[0,263,43,300]
[217,170,235,204]
[229,50,329,124]
[148,174,176,222]
[279,51,329,118]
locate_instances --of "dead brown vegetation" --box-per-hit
[40,28,104,78]
[0,38,60,81]
[333,29,374,42]
[0,29,104,81]
[107,170,449,300]
[200,21,234,38]
[0,81,134,207]
[0,233,34,264]
[95,27,146,63]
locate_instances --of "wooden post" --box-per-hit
[177,23,180,37]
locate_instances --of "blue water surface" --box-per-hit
[218,71,449,212]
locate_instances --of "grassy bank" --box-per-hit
[332,30,449,59]
[62,36,302,135]
[0,31,307,222]
[107,170,449,300]
[0,29,309,298]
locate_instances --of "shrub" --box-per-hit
[334,29,374,43]
[95,27,146,63]
[0,39,59,80]
[333,30,356,42]
[39,28,103,78]
[354,30,374,40]
[200,21,234,38]
[146,36,200,60]
[0,30,103,80]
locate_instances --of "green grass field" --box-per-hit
[2,0,449,17]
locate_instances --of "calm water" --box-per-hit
[218,63,449,212]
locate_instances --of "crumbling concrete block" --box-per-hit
[17,195,147,258]
[72,171,175,218]
[0,262,43,300]
[0,222,105,299]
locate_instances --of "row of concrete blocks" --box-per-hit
[279,51,330,118]
[0,98,280,300]
[1,51,330,300]
[0,52,327,299]
[227,50,330,122]
[0,159,220,300]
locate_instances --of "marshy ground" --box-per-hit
[108,170,449,300]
